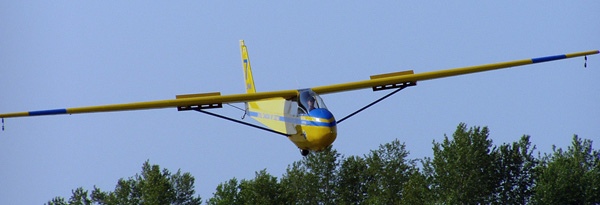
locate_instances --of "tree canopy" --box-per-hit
[49,123,600,204]
[47,160,202,205]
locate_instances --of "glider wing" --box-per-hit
[311,50,599,94]
[1,50,597,118]
[0,90,298,118]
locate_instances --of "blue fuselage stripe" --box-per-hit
[531,54,567,63]
[29,109,68,116]
[248,111,336,127]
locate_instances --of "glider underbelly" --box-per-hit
[299,124,337,151]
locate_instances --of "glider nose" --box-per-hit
[307,109,337,151]
[314,127,337,151]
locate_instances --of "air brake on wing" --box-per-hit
[369,70,417,91]
[175,92,223,111]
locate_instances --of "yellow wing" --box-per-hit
[0,49,597,118]
[0,90,298,118]
[312,50,599,94]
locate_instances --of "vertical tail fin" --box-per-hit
[240,40,256,94]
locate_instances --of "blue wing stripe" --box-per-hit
[29,109,68,116]
[531,54,567,63]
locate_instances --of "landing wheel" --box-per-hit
[300,149,310,156]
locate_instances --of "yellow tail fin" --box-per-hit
[240,40,256,93]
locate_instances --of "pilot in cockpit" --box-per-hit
[306,96,316,111]
[299,90,323,114]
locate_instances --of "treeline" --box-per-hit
[48,161,202,205]
[49,123,600,204]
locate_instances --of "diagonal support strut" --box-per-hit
[193,108,290,137]
[337,83,414,124]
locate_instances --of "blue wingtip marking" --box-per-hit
[29,109,68,116]
[531,54,567,63]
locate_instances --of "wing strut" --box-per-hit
[193,109,290,137]
[337,82,416,124]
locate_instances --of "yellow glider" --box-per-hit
[1,40,597,156]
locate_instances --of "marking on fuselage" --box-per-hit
[244,59,249,80]
[248,111,336,127]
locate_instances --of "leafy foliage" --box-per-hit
[533,135,600,204]
[494,135,537,203]
[47,160,201,205]
[363,140,416,204]
[429,124,498,203]
[49,124,599,204]
[210,140,419,204]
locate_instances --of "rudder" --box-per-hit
[240,40,256,94]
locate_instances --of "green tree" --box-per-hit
[206,178,240,205]
[211,140,424,204]
[304,146,339,204]
[238,169,284,204]
[336,155,368,204]
[46,187,92,205]
[209,147,341,204]
[51,124,600,204]
[46,197,68,205]
[280,146,340,204]
[402,169,434,204]
[279,160,313,204]
[533,135,600,204]
[363,139,416,204]
[47,160,202,205]
[429,123,499,204]
[493,135,537,204]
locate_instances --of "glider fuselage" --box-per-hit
[246,89,337,152]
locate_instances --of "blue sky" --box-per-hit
[1,1,599,204]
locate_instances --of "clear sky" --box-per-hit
[1,1,599,204]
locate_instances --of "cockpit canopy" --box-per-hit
[298,89,327,114]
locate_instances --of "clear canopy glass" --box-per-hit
[298,89,327,114]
